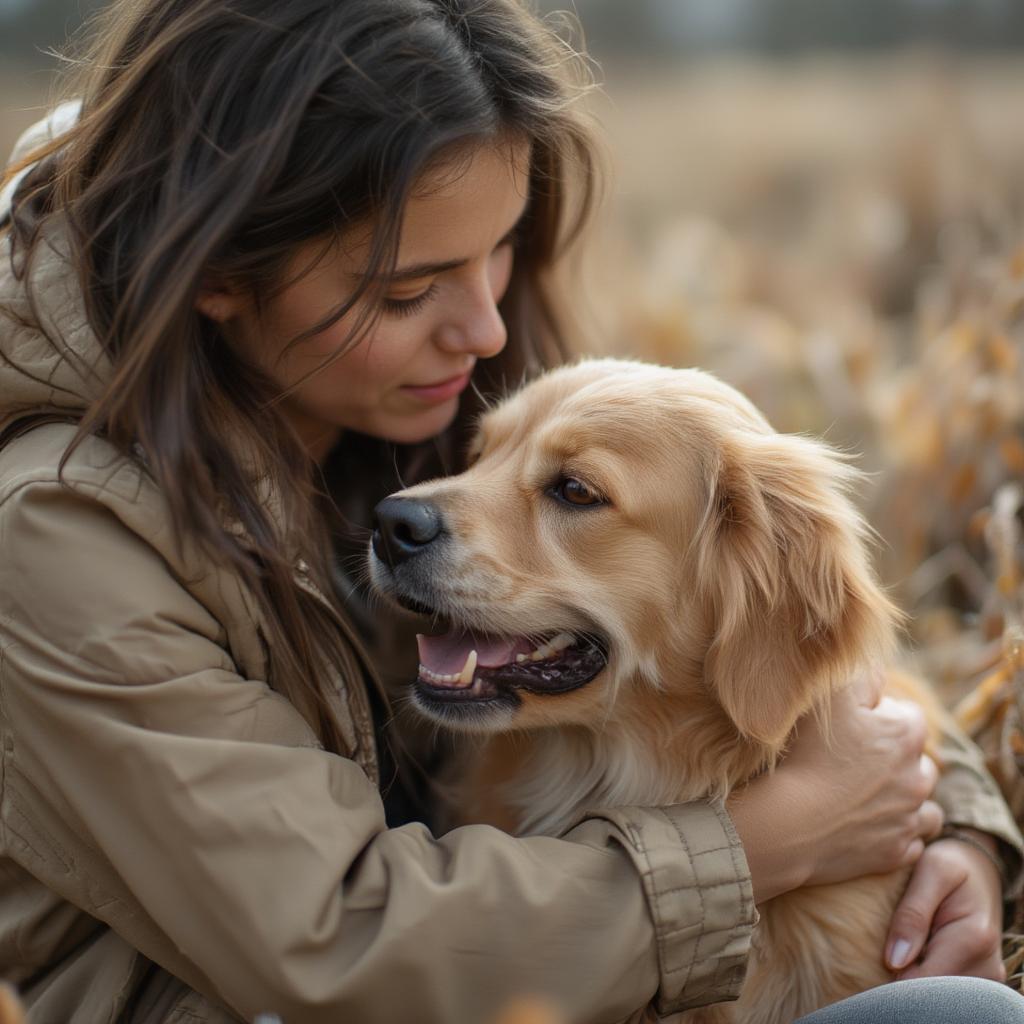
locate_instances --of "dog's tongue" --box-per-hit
[417,629,532,675]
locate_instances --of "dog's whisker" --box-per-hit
[387,443,410,492]
[469,377,494,413]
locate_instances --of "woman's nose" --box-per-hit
[434,272,508,358]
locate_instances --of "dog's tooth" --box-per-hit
[458,649,478,686]
[515,653,527,663]
[530,632,576,662]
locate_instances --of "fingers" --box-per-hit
[873,696,929,748]
[899,759,940,829]
[919,754,939,796]
[897,923,1006,982]
[917,799,944,842]
[900,952,1007,984]
[885,854,961,970]
[871,701,936,804]
[898,837,925,870]
[848,664,886,709]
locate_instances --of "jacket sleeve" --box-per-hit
[0,479,756,1022]
[931,712,1024,898]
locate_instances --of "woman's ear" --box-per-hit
[694,430,899,749]
[195,282,248,323]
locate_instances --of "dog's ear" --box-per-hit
[694,431,898,748]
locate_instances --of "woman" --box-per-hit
[0,1,1019,1021]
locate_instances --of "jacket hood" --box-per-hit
[0,101,110,433]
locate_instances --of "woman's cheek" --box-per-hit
[354,327,421,389]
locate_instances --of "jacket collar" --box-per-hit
[0,219,113,436]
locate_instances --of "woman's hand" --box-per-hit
[885,832,1006,981]
[727,673,943,904]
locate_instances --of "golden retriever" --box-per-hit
[368,358,943,1024]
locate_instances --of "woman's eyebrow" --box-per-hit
[379,202,530,282]
[385,256,465,282]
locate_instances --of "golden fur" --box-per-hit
[371,358,945,1023]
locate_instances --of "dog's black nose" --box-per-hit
[372,497,444,566]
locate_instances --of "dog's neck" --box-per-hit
[496,676,787,837]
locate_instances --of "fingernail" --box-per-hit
[888,938,912,970]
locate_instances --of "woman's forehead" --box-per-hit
[326,140,531,282]
[396,141,532,261]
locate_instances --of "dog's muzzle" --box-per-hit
[369,494,610,726]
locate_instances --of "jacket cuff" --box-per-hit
[934,725,1024,899]
[589,801,756,1015]
[938,779,1024,899]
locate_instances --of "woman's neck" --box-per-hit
[280,399,342,465]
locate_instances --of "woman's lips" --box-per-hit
[401,370,472,404]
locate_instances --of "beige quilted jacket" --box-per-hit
[0,113,1019,1024]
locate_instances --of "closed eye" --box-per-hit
[379,206,526,319]
[382,282,439,318]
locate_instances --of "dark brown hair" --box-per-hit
[2,0,600,755]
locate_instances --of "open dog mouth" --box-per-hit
[415,626,609,707]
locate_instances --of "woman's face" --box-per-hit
[213,141,531,460]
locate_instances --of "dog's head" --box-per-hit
[369,359,897,754]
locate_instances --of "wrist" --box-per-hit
[934,825,1007,890]
[727,773,813,904]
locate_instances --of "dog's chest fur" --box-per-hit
[458,696,904,1024]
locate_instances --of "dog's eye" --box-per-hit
[551,477,604,508]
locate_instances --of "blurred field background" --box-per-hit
[586,52,1024,711]
[568,5,1024,758]
[4,1,1024,877]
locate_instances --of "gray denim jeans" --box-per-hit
[795,978,1024,1023]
